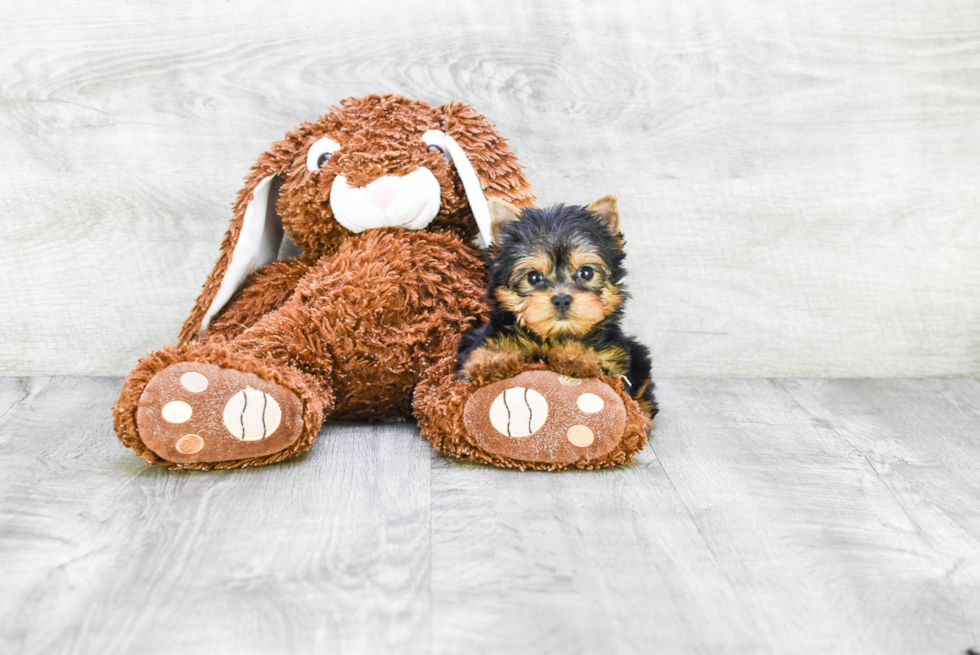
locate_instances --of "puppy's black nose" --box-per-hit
[551,294,573,313]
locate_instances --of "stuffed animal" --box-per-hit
[113,94,649,471]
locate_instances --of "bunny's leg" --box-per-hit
[199,259,310,342]
[113,336,330,470]
[115,229,488,469]
[114,263,332,470]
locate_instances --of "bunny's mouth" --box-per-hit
[329,169,441,234]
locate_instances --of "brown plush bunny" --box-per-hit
[113,94,649,471]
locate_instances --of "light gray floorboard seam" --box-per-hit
[779,379,980,550]
[777,380,933,541]
[0,390,30,425]
[0,378,45,425]
[777,379,980,643]
[647,439,772,653]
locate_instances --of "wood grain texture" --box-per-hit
[3,377,978,654]
[652,378,980,654]
[1,0,979,377]
[0,377,431,655]
[428,443,764,654]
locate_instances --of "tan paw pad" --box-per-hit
[136,362,305,464]
[465,370,628,466]
[176,434,204,454]
[567,425,595,447]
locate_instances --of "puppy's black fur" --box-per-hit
[458,202,657,418]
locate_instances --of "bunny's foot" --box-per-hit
[136,362,306,464]
[415,358,649,471]
[114,345,327,469]
[463,370,635,467]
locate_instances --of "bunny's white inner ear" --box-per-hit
[198,174,283,339]
[422,129,493,248]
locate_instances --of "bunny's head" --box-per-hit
[182,94,535,341]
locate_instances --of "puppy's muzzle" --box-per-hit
[551,294,573,315]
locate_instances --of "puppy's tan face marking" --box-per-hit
[523,290,561,337]
[509,252,555,288]
[568,250,605,274]
[501,244,622,338]
[495,287,527,316]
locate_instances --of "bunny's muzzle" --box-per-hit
[329,168,442,233]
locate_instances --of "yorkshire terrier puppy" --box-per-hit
[457,196,657,418]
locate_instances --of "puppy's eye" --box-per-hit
[577,266,595,281]
[306,136,342,172]
[527,271,543,285]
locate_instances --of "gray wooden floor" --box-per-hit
[1,377,978,655]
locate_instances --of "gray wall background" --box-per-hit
[2,0,978,378]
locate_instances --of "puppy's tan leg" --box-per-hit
[462,347,527,385]
[547,343,604,379]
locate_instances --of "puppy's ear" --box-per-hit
[588,195,621,236]
[177,126,313,344]
[489,198,523,244]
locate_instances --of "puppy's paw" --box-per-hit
[463,349,526,385]
[547,347,603,379]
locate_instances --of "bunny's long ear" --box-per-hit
[177,138,302,344]
[429,101,535,247]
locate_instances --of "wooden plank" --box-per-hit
[1,0,980,377]
[781,378,980,635]
[0,378,36,421]
[0,377,432,655]
[652,378,980,654]
[429,380,765,654]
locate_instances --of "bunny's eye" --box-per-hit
[306,136,342,172]
[422,132,453,163]
[427,143,451,163]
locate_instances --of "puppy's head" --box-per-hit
[487,197,626,338]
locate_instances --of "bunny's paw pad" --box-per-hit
[463,370,627,466]
[136,362,304,464]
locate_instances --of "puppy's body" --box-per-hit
[457,199,657,418]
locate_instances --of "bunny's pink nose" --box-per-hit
[364,176,401,209]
